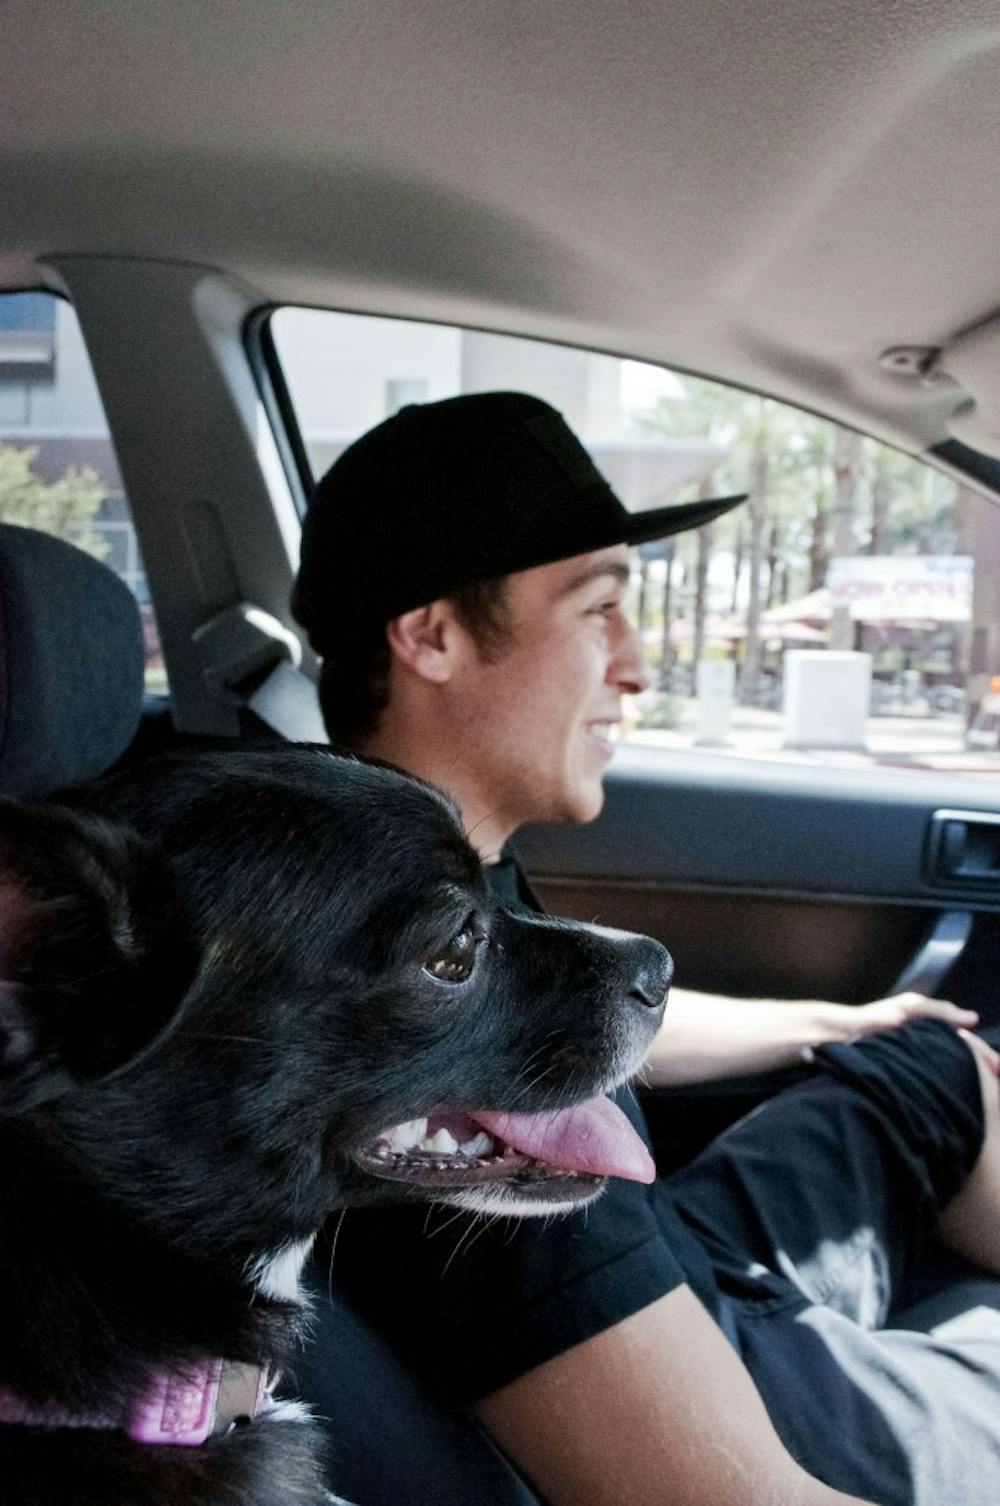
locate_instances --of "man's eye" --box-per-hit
[423,928,477,983]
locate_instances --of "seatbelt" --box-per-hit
[192,603,327,743]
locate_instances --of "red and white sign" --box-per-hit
[827,556,972,622]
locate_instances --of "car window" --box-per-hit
[0,291,166,694]
[269,307,999,776]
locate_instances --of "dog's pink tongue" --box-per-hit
[473,1096,655,1184]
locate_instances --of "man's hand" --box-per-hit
[843,992,979,1040]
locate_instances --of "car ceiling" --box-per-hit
[4,0,1000,466]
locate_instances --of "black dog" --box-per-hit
[0,748,670,1505]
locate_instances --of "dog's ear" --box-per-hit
[0,796,200,1113]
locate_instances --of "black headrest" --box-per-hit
[0,524,144,794]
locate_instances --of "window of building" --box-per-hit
[269,306,1000,774]
[0,290,57,386]
[0,290,166,692]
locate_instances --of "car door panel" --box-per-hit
[525,879,933,1003]
[516,747,1000,1021]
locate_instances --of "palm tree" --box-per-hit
[829,425,864,650]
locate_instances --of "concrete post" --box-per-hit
[783,650,871,750]
[695,658,735,746]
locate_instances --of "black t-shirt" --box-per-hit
[327,851,722,1402]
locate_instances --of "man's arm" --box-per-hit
[476,1285,873,1506]
[645,986,978,1085]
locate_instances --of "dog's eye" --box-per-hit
[423,928,477,984]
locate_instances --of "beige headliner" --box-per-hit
[4,0,1000,458]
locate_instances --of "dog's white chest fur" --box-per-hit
[248,1237,315,1302]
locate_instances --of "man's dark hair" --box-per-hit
[318,576,511,748]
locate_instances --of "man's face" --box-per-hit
[446,544,651,841]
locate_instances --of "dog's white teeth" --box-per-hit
[378,1121,495,1162]
[388,1118,428,1151]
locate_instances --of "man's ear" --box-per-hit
[0,797,199,1113]
[386,599,464,684]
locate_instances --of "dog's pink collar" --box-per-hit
[0,1359,269,1445]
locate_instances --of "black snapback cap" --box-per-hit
[293,391,746,657]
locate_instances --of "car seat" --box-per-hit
[0,521,541,1506]
[0,523,144,794]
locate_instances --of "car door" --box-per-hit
[516,750,1000,1024]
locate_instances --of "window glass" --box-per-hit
[0,291,166,692]
[271,307,1000,774]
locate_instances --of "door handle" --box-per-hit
[928,809,1000,884]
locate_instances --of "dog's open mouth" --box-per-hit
[355,1094,655,1189]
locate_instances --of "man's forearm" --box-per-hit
[644,988,853,1085]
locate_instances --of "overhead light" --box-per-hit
[877,345,946,386]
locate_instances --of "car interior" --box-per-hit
[5,2,1000,1500]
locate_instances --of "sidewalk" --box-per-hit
[625,703,1000,775]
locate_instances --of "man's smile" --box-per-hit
[584,719,619,757]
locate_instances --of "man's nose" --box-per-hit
[609,620,653,695]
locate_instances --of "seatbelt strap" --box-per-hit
[192,603,327,743]
[247,659,327,742]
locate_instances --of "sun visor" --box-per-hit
[936,316,1000,460]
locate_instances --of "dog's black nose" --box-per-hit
[627,940,673,1012]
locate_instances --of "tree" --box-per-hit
[729,518,745,613]
[828,425,864,651]
[636,555,651,638]
[766,520,789,607]
[659,539,676,685]
[0,442,107,558]
[741,402,771,701]
[808,481,829,590]
[859,439,958,556]
[640,378,754,682]
[692,522,714,667]
[868,445,891,555]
